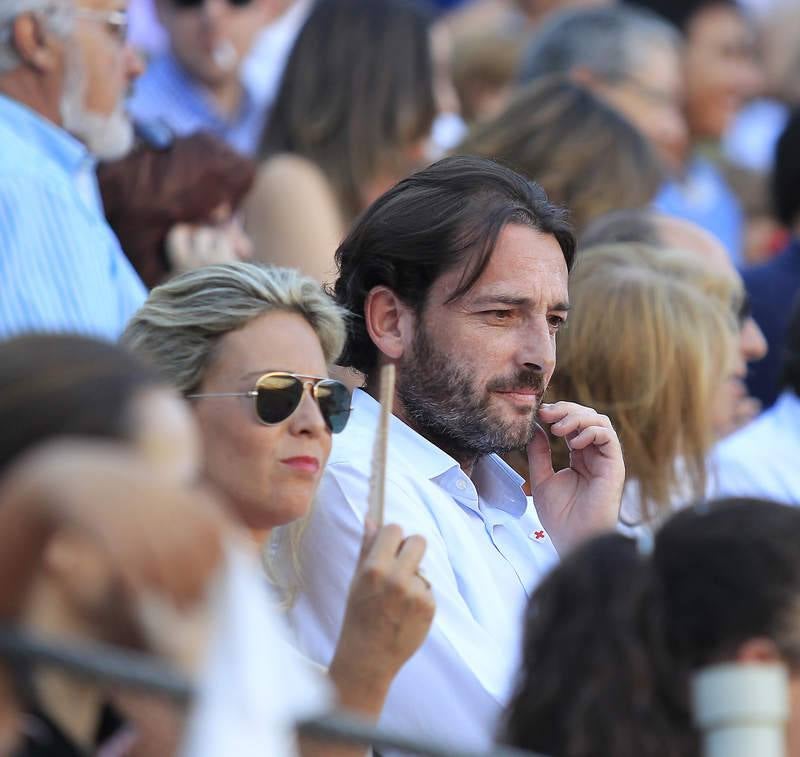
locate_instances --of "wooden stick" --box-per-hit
[367,364,396,528]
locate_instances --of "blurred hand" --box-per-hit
[1,440,228,623]
[528,402,625,554]
[329,521,435,716]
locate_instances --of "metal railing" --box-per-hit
[0,626,546,757]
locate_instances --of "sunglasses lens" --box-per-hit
[316,380,352,434]
[255,374,303,425]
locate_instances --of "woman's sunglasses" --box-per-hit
[187,372,352,434]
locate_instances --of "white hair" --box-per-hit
[0,0,73,73]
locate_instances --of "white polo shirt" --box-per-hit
[285,389,558,753]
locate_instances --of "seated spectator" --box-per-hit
[277,156,624,751]
[0,1,146,340]
[712,294,800,504]
[581,209,768,434]
[246,0,440,284]
[519,5,687,175]
[122,262,435,755]
[98,131,256,288]
[454,77,663,234]
[628,0,764,264]
[543,243,738,533]
[742,109,800,408]
[128,0,282,155]
[503,498,800,757]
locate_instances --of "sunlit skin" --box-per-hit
[191,310,333,531]
[75,0,144,118]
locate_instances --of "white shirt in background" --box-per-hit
[284,389,558,754]
[710,390,800,506]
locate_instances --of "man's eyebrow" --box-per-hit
[469,294,570,311]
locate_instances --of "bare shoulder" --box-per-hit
[253,153,338,206]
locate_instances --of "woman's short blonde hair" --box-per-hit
[548,243,738,521]
[121,262,346,393]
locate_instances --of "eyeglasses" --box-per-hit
[187,373,352,434]
[73,8,128,44]
[170,0,255,9]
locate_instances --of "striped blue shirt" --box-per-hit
[128,52,265,156]
[0,95,146,341]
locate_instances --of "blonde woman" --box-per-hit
[122,262,435,756]
[544,243,740,532]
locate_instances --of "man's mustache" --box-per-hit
[487,369,546,394]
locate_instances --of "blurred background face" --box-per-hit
[192,310,334,531]
[61,0,143,158]
[157,0,268,89]
[596,42,688,173]
[683,3,763,140]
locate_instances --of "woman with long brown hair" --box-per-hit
[246,0,443,284]
[454,77,664,234]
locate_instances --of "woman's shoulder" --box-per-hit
[255,153,337,202]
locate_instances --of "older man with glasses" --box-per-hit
[128,0,284,155]
[0,0,147,340]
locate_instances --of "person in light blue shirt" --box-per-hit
[712,294,800,505]
[0,0,147,340]
[128,0,280,155]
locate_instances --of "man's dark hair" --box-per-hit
[781,293,800,395]
[772,108,800,227]
[332,155,575,377]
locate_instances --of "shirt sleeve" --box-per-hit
[0,176,144,339]
[287,463,518,752]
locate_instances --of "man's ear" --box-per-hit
[736,637,783,664]
[11,13,61,73]
[364,286,416,361]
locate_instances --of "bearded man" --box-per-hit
[282,155,625,753]
[0,0,146,339]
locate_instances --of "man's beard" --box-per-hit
[60,46,134,161]
[396,323,546,463]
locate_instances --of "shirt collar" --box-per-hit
[162,51,259,122]
[0,93,90,175]
[349,389,528,517]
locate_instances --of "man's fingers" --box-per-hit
[527,423,555,488]
[567,425,614,452]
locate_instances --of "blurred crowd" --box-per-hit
[2,0,800,755]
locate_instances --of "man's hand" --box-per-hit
[527,402,625,554]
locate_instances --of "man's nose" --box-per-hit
[519,319,556,376]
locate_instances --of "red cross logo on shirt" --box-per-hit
[534,530,545,540]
